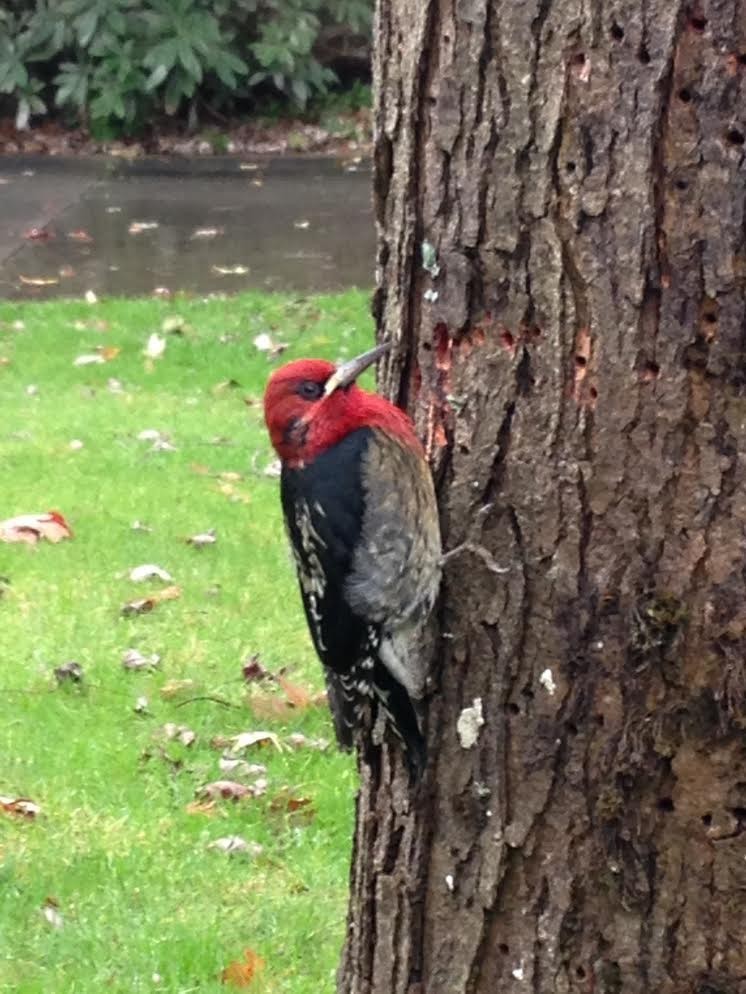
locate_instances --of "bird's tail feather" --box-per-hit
[372,660,426,780]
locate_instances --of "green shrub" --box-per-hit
[0,0,372,135]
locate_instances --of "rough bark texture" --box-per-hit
[339,1,746,993]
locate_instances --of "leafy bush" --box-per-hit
[0,0,372,135]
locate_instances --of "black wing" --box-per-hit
[280,427,372,675]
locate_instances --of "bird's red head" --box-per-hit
[263,344,421,468]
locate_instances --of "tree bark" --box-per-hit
[339,0,746,992]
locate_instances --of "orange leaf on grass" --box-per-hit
[0,511,72,544]
[121,584,181,616]
[221,949,264,988]
[1,796,41,818]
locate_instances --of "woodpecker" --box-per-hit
[263,342,441,776]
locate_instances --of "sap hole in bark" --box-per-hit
[702,812,712,826]
[507,702,520,715]
[567,721,579,735]
[703,311,718,325]
[566,160,577,173]
[658,797,675,812]
[500,330,515,351]
[499,943,510,955]
[594,713,605,727]
[576,966,587,980]
[589,386,599,401]
[674,178,689,191]
[610,22,624,41]
[521,685,535,700]
[739,54,746,67]
[678,87,693,103]
[575,354,587,367]
[726,128,745,146]
[638,44,651,64]
[689,14,707,31]
[731,806,746,820]
[641,360,660,381]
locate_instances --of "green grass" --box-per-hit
[0,290,373,994]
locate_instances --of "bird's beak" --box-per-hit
[323,341,392,396]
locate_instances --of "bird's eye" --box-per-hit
[298,380,324,400]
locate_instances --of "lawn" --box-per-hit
[0,290,373,994]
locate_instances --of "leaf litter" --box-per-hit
[0,511,72,544]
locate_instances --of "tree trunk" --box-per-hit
[339,1,746,992]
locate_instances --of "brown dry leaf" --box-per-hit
[269,789,315,821]
[68,229,93,243]
[198,780,251,801]
[190,463,211,476]
[159,678,197,700]
[54,660,84,683]
[185,800,216,816]
[1,796,41,818]
[19,275,59,286]
[249,694,295,720]
[277,676,313,709]
[0,510,72,544]
[221,949,264,988]
[229,730,284,753]
[98,345,121,361]
[242,655,272,683]
[122,584,181,616]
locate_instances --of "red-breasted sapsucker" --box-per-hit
[263,343,441,776]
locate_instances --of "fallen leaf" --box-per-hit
[19,275,59,287]
[285,733,330,751]
[263,460,282,478]
[159,677,196,699]
[211,264,249,276]
[73,353,105,366]
[269,789,315,820]
[24,227,52,241]
[187,529,217,548]
[0,511,72,544]
[241,655,272,683]
[278,676,313,709]
[185,800,216,816]
[121,584,181,616]
[293,219,310,229]
[153,286,171,298]
[218,757,267,777]
[191,227,223,239]
[219,471,242,483]
[129,564,173,583]
[221,949,264,988]
[129,220,159,234]
[131,519,152,532]
[59,265,75,278]
[228,731,284,754]
[68,439,84,451]
[1,796,41,818]
[161,315,185,334]
[159,723,196,746]
[239,162,260,171]
[252,333,288,358]
[143,333,166,359]
[98,345,121,361]
[137,428,166,442]
[208,836,263,856]
[54,660,84,683]
[41,898,63,928]
[134,695,149,714]
[84,290,98,304]
[122,648,161,671]
[25,384,39,396]
[68,229,93,243]
[198,780,251,801]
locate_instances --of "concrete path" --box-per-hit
[0,156,374,299]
